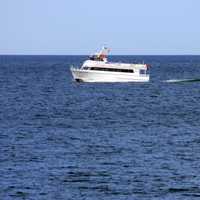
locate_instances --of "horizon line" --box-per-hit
[0,54,200,56]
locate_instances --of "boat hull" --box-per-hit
[71,68,149,82]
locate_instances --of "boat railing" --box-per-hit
[70,65,84,71]
[70,65,77,69]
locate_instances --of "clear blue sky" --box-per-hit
[0,0,200,55]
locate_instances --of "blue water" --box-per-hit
[0,55,200,200]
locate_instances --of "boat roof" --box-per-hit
[83,60,147,70]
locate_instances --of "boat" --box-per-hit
[70,47,150,82]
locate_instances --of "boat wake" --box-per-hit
[164,78,200,83]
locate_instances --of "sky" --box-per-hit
[0,0,200,55]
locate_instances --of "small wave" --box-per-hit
[164,78,200,83]
[168,186,200,194]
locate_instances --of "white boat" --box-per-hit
[70,47,150,82]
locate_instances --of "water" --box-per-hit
[0,55,200,200]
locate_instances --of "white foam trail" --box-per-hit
[164,79,188,83]
[164,78,200,83]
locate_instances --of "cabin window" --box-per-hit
[90,67,134,73]
[83,66,90,70]
[140,69,146,75]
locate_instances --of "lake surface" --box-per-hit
[0,55,200,200]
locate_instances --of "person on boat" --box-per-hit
[89,47,110,62]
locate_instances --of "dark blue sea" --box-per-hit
[0,55,200,200]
